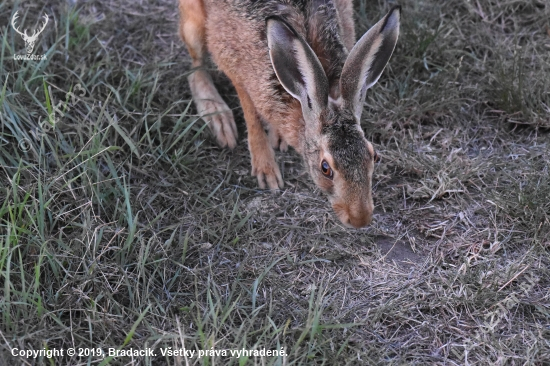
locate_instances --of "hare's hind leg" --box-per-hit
[234,84,283,191]
[179,0,237,148]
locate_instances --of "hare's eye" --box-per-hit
[321,160,333,179]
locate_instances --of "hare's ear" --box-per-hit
[340,6,400,120]
[267,17,328,117]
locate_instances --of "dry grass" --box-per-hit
[0,0,549,365]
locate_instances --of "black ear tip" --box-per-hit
[387,5,402,23]
[390,5,402,15]
[381,5,401,31]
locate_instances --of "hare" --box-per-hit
[178,0,400,228]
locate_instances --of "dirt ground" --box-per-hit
[0,0,549,365]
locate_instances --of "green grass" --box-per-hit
[1,0,549,365]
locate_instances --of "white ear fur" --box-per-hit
[340,6,401,121]
[267,17,329,118]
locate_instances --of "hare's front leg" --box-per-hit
[268,127,288,152]
[234,85,283,191]
[179,0,237,148]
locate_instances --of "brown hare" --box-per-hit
[178,0,400,228]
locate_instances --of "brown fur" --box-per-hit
[178,0,400,227]
[178,0,206,65]
[178,0,238,149]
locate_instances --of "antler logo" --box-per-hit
[12,11,49,56]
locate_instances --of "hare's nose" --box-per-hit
[347,212,372,228]
[332,201,373,228]
[346,199,374,228]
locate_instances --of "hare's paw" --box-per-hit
[189,71,238,149]
[200,99,237,149]
[268,128,288,152]
[251,150,284,191]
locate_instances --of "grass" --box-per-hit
[1,0,549,365]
